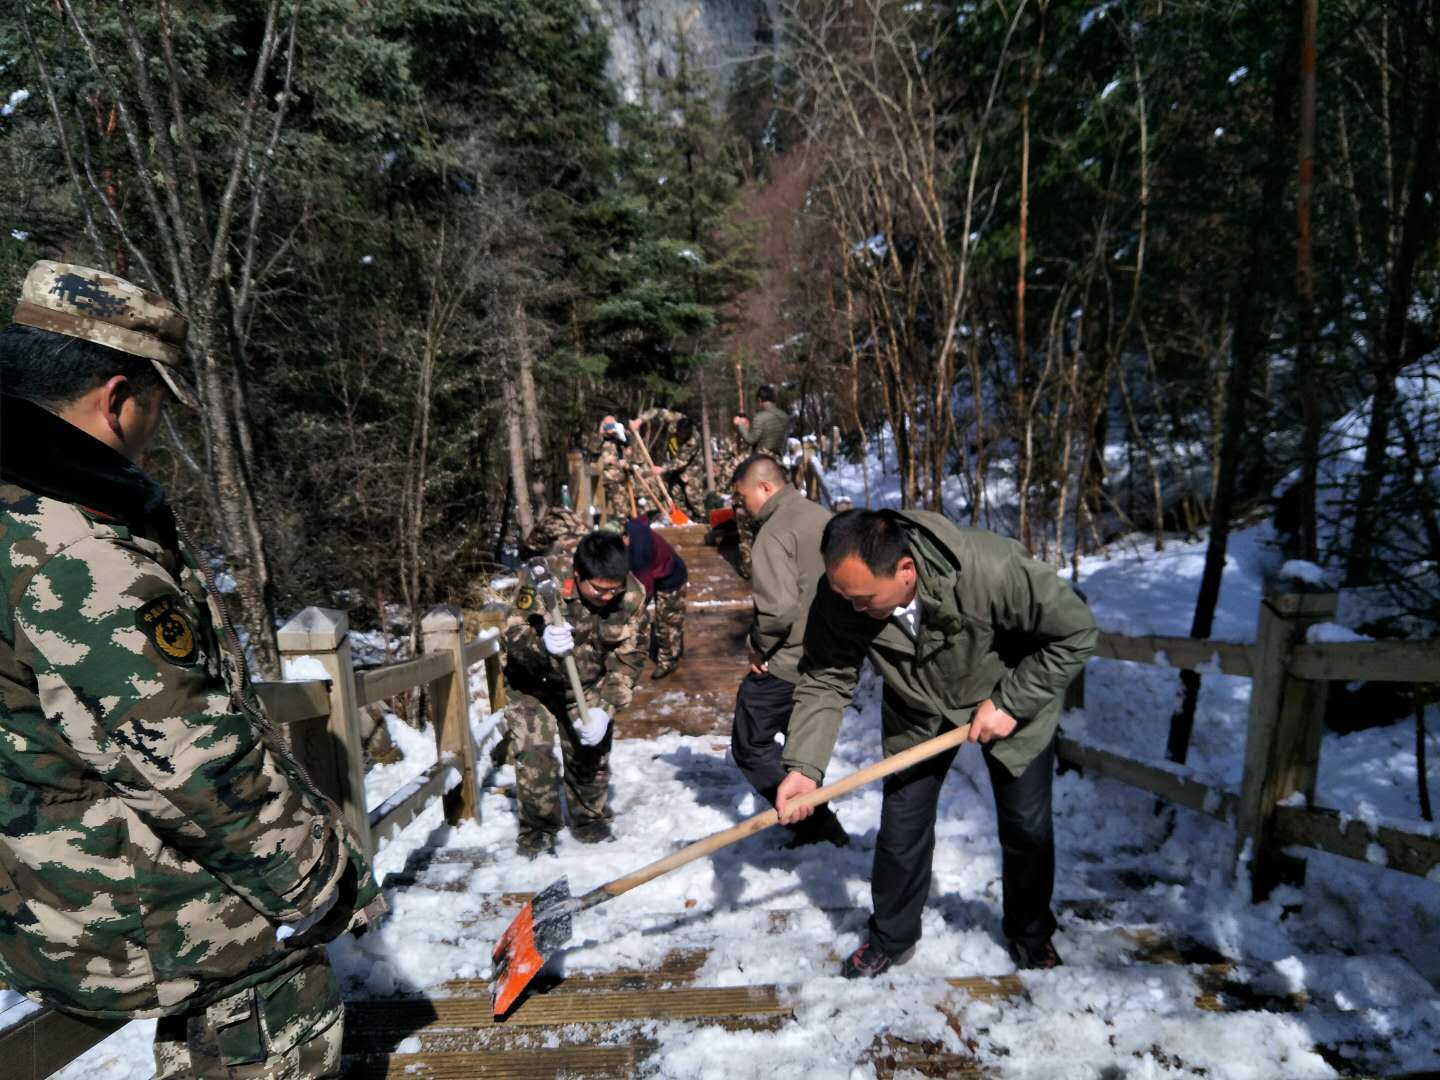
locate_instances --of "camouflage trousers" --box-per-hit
[507,690,613,845]
[662,469,707,520]
[601,471,634,523]
[652,584,686,667]
[152,949,342,1080]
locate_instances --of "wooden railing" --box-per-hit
[1063,587,1440,899]
[2,602,509,1080]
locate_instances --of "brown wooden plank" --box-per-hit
[368,757,456,846]
[347,1046,641,1079]
[1288,639,1440,683]
[441,949,709,997]
[351,986,789,1031]
[1094,632,1254,677]
[0,1004,125,1080]
[355,652,455,708]
[253,677,332,724]
[1274,805,1440,878]
[1056,738,1235,821]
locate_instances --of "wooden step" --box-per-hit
[346,1045,643,1079]
[350,985,790,1032]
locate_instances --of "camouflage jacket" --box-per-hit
[636,408,699,477]
[501,557,649,714]
[0,396,381,1019]
[521,506,590,559]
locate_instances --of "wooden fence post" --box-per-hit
[276,607,372,853]
[477,602,509,714]
[569,450,594,524]
[1234,589,1338,899]
[421,606,481,826]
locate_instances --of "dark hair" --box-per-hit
[757,384,777,403]
[820,510,910,576]
[574,531,630,582]
[676,417,694,441]
[732,453,786,488]
[0,323,165,409]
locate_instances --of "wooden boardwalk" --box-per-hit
[346,524,1432,1079]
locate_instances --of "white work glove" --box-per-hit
[542,622,575,656]
[575,706,611,747]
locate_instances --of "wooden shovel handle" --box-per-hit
[630,434,679,515]
[540,588,590,713]
[597,722,973,900]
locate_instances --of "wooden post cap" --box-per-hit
[276,607,349,652]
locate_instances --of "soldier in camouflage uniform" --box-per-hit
[522,504,591,560]
[501,531,649,856]
[630,407,707,519]
[0,262,383,1080]
[595,418,636,523]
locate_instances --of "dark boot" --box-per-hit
[651,659,678,680]
[571,819,615,844]
[1009,938,1062,970]
[516,830,556,860]
[840,938,910,979]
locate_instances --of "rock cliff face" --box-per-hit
[588,0,780,103]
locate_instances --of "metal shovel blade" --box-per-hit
[490,876,577,1016]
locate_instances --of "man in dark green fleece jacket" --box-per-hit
[775,510,1096,976]
[728,455,847,847]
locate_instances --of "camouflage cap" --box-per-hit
[11,260,199,408]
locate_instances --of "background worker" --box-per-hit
[729,455,847,847]
[775,510,1096,978]
[731,385,791,577]
[619,514,689,680]
[0,261,383,1079]
[501,532,649,856]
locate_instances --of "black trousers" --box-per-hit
[869,732,1057,956]
[730,672,796,805]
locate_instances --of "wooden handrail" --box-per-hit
[1288,639,1440,683]
[252,677,331,724]
[354,651,455,708]
[1093,632,1254,677]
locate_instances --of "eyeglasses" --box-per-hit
[583,581,625,599]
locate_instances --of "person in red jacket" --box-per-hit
[622,516,688,679]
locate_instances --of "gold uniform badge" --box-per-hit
[515,585,536,611]
[135,595,200,666]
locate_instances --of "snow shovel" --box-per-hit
[630,430,692,525]
[524,559,591,715]
[490,718,974,1015]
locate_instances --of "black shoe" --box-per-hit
[841,939,905,979]
[783,807,850,849]
[651,660,678,680]
[1009,939,1062,970]
[516,832,556,860]
[571,820,615,844]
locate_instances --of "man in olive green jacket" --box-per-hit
[733,383,788,459]
[776,510,1096,976]
[728,456,846,846]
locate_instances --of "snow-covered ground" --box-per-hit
[54,520,1439,1079]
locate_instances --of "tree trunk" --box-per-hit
[515,301,544,468]
[1170,31,1298,765]
[1345,71,1440,584]
[699,369,716,493]
[1294,0,1321,562]
[502,362,535,540]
